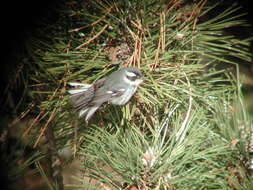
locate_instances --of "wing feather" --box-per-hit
[85,88,125,108]
[68,77,126,121]
[69,85,95,110]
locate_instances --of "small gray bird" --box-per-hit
[68,67,143,122]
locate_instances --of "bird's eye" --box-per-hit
[127,75,137,81]
[126,70,142,81]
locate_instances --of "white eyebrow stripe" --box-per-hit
[107,91,114,94]
[124,76,143,86]
[118,89,125,92]
[126,71,137,77]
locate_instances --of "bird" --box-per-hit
[68,67,143,122]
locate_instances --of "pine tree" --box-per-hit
[2,0,253,189]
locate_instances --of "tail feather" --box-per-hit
[68,82,92,94]
[79,108,89,117]
[82,106,100,122]
[68,82,92,88]
[68,82,95,111]
[68,89,89,94]
[68,82,101,121]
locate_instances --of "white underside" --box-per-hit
[110,76,142,105]
[110,86,137,105]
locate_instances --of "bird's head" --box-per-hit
[124,67,143,86]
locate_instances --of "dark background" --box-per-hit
[1,1,61,116]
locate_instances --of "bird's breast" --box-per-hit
[110,86,137,105]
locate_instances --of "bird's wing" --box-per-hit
[90,88,126,105]
[69,85,95,110]
[68,77,108,110]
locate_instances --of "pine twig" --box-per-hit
[45,127,64,190]
[69,4,114,33]
[33,109,56,148]
[75,24,109,50]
